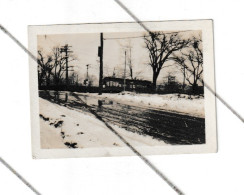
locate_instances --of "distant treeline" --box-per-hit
[39,83,204,95]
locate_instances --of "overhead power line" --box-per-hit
[104,35,147,40]
[103,30,193,40]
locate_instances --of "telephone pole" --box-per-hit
[98,33,103,95]
[123,51,127,92]
[129,47,133,79]
[60,44,72,86]
[86,64,90,79]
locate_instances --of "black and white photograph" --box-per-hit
[29,20,217,158]
[3,0,244,194]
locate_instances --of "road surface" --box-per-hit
[39,90,205,145]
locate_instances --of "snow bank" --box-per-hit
[77,92,205,118]
[39,98,166,149]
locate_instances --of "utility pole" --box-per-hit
[123,51,127,92]
[112,68,116,77]
[86,64,89,79]
[60,44,72,86]
[98,33,103,95]
[129,47,133,79]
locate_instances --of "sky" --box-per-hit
[37,30,201,86]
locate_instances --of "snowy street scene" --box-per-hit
[36,26,206,150]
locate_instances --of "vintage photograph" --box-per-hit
[29,21,217,158]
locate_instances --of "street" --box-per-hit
[39,90,205,145]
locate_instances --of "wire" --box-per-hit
[104,35,146,40]
[104,30,193,40]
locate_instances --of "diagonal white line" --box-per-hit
[71,92,185,195]
[0,157,41,195]
[0,25,37,62]
[0,23,184,195]
[1,7,242,194]
[113,1,244,125]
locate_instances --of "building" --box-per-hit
[103,77,152,93]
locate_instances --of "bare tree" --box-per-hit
[119,40,134,79]
[173,37,203,94]
[37,50,53,86]
[144,32,190,91]
[52,47,66,85]
[37,46,76,87]
[127,44,133,79]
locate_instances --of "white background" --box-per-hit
[0,0,243,194]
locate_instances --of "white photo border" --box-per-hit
[28,20,217,159]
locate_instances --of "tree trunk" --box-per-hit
[192,82,198,94]
[54,63,58,85]
[46,73,51,86]
[152,72,158,93]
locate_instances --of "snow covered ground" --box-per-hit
[76,92,205,118]
[39,98,167,149]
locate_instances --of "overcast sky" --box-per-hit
[37,30,200,86]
